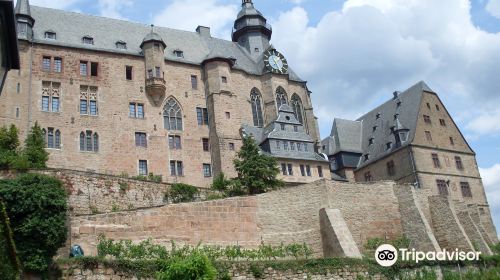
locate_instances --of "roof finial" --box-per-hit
[242,0,252,5]
[150,24,154,33]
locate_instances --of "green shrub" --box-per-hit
[0,173,67,273]
[156,249,217,280]
[169,183,199,203]
[148,173,162,183]
[249,263,263,278]
[0,124,21,170]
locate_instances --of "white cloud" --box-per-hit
[30,0,80,9]
[152,0,238,39]
[466,109,500,135]
[269,0,500,137]
[98,0,132,20]
[480,164,500,235]
[486,0,500,18]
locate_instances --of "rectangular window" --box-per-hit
[387,160,396,176]
[221,76,227,83]
[196,107,209,125]
[147,69,153,79]
[47,128,54,148]
[52,97,59,112]
[86,131,92,151]
[287,164,293,176]
[129,103,145,118]
[280,124,285,130]
[432,153,441,168]
[436,104,440,111]
[229,143,235,151]
[290,142,295,151]
[318,166,324,178]
[300,165,305,176]
[126,66,133,80]
[203,164,212,177]
[80,100,88,114]
[90,62,98,77]
[425,131,432,141]
[168,135,181,150]
[54,57,62,72]
[138,160,148,176]
[155,67,161,78]
[281,163,287,176]
[423,115,432,124]
[191,75,198,89]
[135,132,147,148]
[306,165,311,176]
[450,137,455,145]
[225,112,231,119]
[460,182,472,198]
[42,56,51,71]
[364,172,372,182]
[455,156,464,170]
[297,143,302,151]
[202,138,209,151]
[42,96,49,111]
[80,61,88,76]
[89,100,97,115]
[304,144,308,152]
[294,126,298,132]
[439,119,446,126]
[437,180,448,196]
[283,141,288,150]
[177,161,184,176]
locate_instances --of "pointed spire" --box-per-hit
[15,0,31,17]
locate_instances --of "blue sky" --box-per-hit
[30,0,500,233]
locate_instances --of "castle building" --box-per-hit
[0,0,325,187]
[322,81,497,242]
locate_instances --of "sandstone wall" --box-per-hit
[37,169,172,215]
[70,180,409,258]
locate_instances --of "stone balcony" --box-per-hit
[145,77,166,105]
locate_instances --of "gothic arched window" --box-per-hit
[250,88,264,127]
[163,97,183,131]
[79,132,85,151]
[55,129,61,149]
[291,94,305,124]
[93,133,99,152]
[276,86,288,109]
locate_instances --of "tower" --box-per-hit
[15,0,34,41]
[140,25,167,106]
[232,0,272,59]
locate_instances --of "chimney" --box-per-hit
[196,26,211,38]
[393,91,400,100]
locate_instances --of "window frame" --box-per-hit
[138,160,148,176]
[125,66,133,80]
[387,160,396,176]
[460,182,472,198]
[203,164,212,177]
[432,153,441,168]
[436,180,448,196]
[135,132,148,148]
[202,138,210,152]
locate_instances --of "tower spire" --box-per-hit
[232,0,272,59]
[15,0,35,41]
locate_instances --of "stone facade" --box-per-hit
[1,1,322,189]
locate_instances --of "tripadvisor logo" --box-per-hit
[375,244,482,267]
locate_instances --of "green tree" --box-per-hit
[169,183,199,203]
[233,136,283,195]
[156,249,217,280]
[0,173,67,273]
[23,122,48,169]
[0,124,21,169]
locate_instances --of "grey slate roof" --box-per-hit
[28,5,304,82]
[322,81,434,169]
[356,81,431,168]
[237,2,264,19]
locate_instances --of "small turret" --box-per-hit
[15,0,35,41]
[393,116,410,147]
[141,25,166,106]
[232,0,272,59]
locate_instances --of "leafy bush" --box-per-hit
[0,173,67,273]
[169,183,199,203]
[157,249,217,280]
[148,173,162,183]
[0,124,21,170]
[0,201,21,279]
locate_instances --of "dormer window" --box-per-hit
[397,101,402,107]
[376,113,381,120]
[399,132,408,142]
[368,138,374,145]
[373,126,377,132]
[45,31,56,40]
[174,50,184,58]
[386,142,392,150]
[364,154,370,162]
[83,36,94,45]
[116,41,127,50]
[394,114,399,120]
